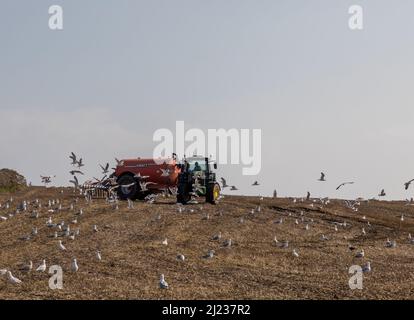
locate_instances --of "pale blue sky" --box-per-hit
[1,1,414,199]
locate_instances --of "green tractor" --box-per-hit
[176,156,221,205]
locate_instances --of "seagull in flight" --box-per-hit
[404,179,414,190]
[70,170,84,176]
[318,172,326,181]
[69,152,77,166]
[69,175,79,189]
[252,181,260,186]
[77,158,85,168]
[41,175,55,185]
[378,189,386,197]
[336,182,354,190]
[100,163,110,174]
[220,177,229,189]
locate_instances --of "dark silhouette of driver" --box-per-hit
[193,161,202,172]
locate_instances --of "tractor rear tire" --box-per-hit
[206,183,220,204]
[177,183,191,205]
[117,174,138,200]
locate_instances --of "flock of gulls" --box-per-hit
[1,160,414,292]
[0,194,104,285]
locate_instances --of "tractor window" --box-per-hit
[188,161,206,172]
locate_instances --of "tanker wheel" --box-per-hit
[206,183,220,204]
[177,183,191,204]
[117,174,139,200]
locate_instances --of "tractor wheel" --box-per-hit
[206,183,220,204]
[117,174,138,200]
[177,183,191,204]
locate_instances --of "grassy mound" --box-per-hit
[0,168,27,192]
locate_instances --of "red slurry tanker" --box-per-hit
[112,155,221,204]
[113,157,180,200]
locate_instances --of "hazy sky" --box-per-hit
[1,0,414,199]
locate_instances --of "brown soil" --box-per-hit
[0,187,413,300]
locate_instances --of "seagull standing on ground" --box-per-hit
[36,260,47,272]
[212,232,222,241]
[223,239,232,248]
[7,271,22,284]
[19,261,33,272]
[127,198,134,209]
[71,258,79,272]
[362,262,371,272]
[58,240,67,251]
[204,250,215,259]
[355,249,365,258]
[159,274,169,289]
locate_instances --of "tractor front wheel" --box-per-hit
[206,183,220,204]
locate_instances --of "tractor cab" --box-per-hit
[176,156,220,204]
